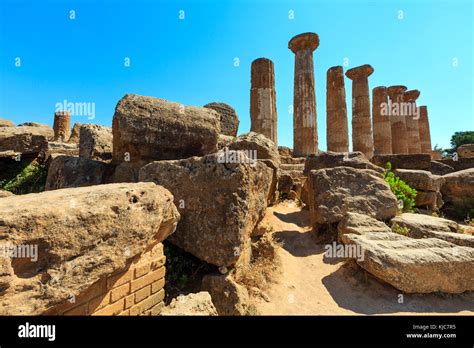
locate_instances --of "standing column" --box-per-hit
[419,106,432,154]
[288,32,319,157]
[387,85,408,154]
[403,90,421,154]
[372,86,392,154]
[345,64,374,159]
[326,66,349,152]
[250,58,277,143]
[53,111,71,141]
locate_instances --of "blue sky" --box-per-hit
[0,0,472,150]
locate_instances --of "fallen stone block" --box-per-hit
[0,125,53,155]
[372,154,431,171]
[203,102,239,137]
[305,151,383,175]
[338,212,391,240]
[79,124,113,161]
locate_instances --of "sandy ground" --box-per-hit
[252,201,474,315]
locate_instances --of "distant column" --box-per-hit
[250,58,277,143]
[372,86,392,154]
[387,85,408,154]
[288,32,319,157]
[53,111,71,142]
[403,90,421,154]
[419,106,432,154]
[326,66,349,153]
[345,64,374,159]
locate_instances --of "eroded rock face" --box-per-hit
[341,232,474,293]
[139,151,272,267]
[0,125,53,155]
[201,274,250,315]
[79,124,113,161]
[306,167,398,227]
[441,168,474,219]
[45,156,110,190]
[394,169,444,192]
[304,151,383,175]
[337,212,391,240]
[0,119,14,127]
[391,213,474,248]
[430,161,454,176]
[372,154,431,171]
[458,144,474,158]
[112,94,220,163]
[161,292,218,316]
[0,182,179,314]
[68,122,82,143]
[204,102,239,137]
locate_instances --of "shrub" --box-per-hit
[383,162,417,212]
[0,159,47,194]
[392,223,410,236]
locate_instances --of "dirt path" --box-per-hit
[252,202,474,315]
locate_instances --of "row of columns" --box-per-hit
[249,32,432,158]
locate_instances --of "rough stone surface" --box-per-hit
[430,161,454,176]
[250,58,277,143]
[45,156,110,190]
[0,182,179,314]
[110,160,147,183]
[338,212,391,240]
[346,64,374,159]
[0,190,13,198]
[278,146,292,157]
[326,66,348,153]
[438,158,474,172]
[0,119,14,127]
[203,102,239,137]
[341,232,474,293]
[393,169,444,192]
[371,154,431,170]
[458,144,474,158]
[418,106,432,155]
[201,274,250,315]
[0,125,53,155]
[387,85,408,154]
[304,151,384,175]
[46,141,79,157]
[161,292,218,316]
[68,122,82,143]
[228,132,280,168]
[415,191,443,210]
[307,167,398,227]
[441,168,474,218]
[139,151,272,267]
[391,213,474,247]
[372,86,392,154]
[79,124,113,161]
[289,32,319,157]
[112,94,220,163]
[217,134,235,150]
[53,111,71,142]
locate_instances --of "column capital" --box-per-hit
[345,64,374,80]
[387,85,407,99]
[288,32,319,53]
[403,89,421,102]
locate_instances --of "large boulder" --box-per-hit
[0,125,53,155]
[341,232,474,293]
[112,94,220,163]
[304,151,383,175]
[458,144,474,158]
[161,292,218,316]
[372,154,431,170]
[139,151,272,267]
[391,213,474,248]
[337,212,391,240]
[306,167,398,228]
[45,156,110,190]
[79,124,113,161]
[0,119,14,127]
[0,182,179,314]
[441,168,474,218]
[393,169,444,192]
[46,141,79,157]
[203,102,239,137]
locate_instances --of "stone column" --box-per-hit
[372,86,392,154]
[250,58,277,143]
[403,90,421,154]
[419,106,432,154]
[53,111,71,142]
[345,64,374,159]
[288,32,319,157]
[326,66,348,153]
[387,85,408,154]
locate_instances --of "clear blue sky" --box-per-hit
[1,0,472,150]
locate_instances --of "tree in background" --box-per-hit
[444,131,474,155]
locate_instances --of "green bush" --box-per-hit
[383,162,417,212]
[0,159,47,194]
